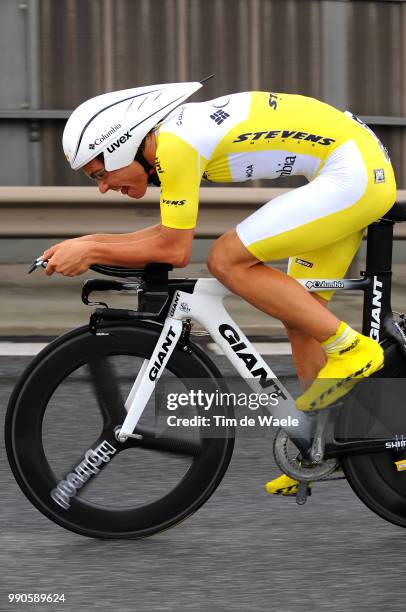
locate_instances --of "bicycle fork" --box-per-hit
[117,317,183,442]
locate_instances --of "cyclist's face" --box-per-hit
[82,158,148,199]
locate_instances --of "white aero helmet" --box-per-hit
[63,81,203,171]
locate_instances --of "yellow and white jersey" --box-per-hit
[155,91,390,230]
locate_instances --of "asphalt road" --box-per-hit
[1,351,406,612]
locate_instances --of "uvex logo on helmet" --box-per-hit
[106,131,132,153]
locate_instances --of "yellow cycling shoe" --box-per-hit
[296,330,384,412]
[265,474,301,495]
[265,467,343,496]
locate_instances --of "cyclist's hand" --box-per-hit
[44,241,96,276]
[41,238,82,262]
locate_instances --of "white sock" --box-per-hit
[321,321,359,356]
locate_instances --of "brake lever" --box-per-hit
[28,257,48,274]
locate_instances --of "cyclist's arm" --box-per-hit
[157,132,207,230]
[41,225,164,264]
[52,225,163,245]
[86,225,194,268]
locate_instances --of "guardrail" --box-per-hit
[2,110,406,125]
[1,186,406,239]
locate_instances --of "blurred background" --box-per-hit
[0,0,405,334]
[1,0,406,186]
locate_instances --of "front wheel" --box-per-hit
[5,322,234,539]
[338,336,406,527]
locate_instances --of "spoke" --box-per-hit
[134,425,202,457]
[88,357,126,427]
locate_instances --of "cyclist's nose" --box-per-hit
[98,180,109,194]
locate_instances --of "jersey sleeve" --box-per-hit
[156,132,207,229]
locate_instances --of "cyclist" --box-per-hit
[46,81,396,496]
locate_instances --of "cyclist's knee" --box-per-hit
[207,237,235,280]
[207,250,232,280]
[208,230,256,281]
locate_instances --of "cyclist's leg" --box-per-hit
[207,230,340,342]
[283,293,329,389]
[210,225,383,414]
[266,233,364,497]
[208,229,336,394]
[284,227,364,388]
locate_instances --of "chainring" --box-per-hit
[273,427,339,482]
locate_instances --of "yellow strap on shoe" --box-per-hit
[321,321,358,355]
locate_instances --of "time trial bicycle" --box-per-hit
[5,203,406,539]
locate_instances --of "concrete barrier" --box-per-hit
[1,186,405,238]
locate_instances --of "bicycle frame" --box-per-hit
[118,278,315,448]
[117,217,397,454]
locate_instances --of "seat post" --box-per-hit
[361,218,394,340]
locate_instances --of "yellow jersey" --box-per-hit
[155,91,388,229]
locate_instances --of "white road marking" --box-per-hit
[207,342,292,355]
[0,342,48,356]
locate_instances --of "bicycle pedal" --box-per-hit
[295,481,311,505]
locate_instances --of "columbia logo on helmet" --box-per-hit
[88,124,122,150]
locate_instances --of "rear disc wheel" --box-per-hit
[338,339,406,527]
